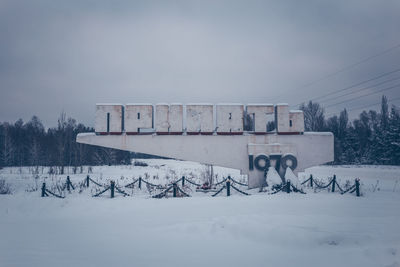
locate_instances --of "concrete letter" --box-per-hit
[246,104,274,133]
[216,104,244,134]
[155,103,183,134]
[95,104,123,134]
[276,104,290,133]
[125,104,153,134]
[186,104,213,134]
[288,111,305,133]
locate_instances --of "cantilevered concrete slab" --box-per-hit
[77,132,333,188]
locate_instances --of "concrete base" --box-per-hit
[77,132,334,189]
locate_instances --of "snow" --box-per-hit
[266,167,282,185]
[126,103,153,106]
[76,132,95,137]
[299,165,400,192]
[246,103,273,106]
[186,103,214,106]
[0,159,240,194]
[284,167,300,185]
[216,103,243,106]
[303,131,334,136]
[96,103,123,106]
[1,162,400,267]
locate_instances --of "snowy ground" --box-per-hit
[0,161,399,267]
[0,159,242,196]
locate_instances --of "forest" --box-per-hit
[300,95,399,165]
[0,95,399,171]
[0,112,131,173]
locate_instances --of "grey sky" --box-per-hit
[1,0,400,127]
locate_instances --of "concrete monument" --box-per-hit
[77,103,334,188]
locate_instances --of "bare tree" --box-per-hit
[299,101,325,131]
[57,111,67,174]
[2,123,14,167]
[30,138,41,173]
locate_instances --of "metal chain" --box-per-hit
[45,189,65,198]
[89,177,105,187]
[340,184,356,194]
[185,178,201,187]
[141,179,158,187]
[124,179,139,188]
[115,186,130,196]
[92,186,111,197]
[212,186,226,197]
[269,185,284,195]
[301,177,312,185]
[230,184,250,195]
[290,184,306,194]
[230,178,248,187]
[176,186,191,197]
[214,178,227,186]
[152,185,174,199]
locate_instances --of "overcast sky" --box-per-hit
[1,0,400,127]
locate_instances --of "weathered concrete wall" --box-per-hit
[275,104,305,134]
[276,104,290,133]
[216,104,244,134]
[289,110,305,133]
[186,104,214,134]
[125,104,153,134]
[169,104,183,134]
[77,132,334,188]
[155,104,169,133]
[155,104,183,134]
[246,104,274,133]
[95,104,123,134]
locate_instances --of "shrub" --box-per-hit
[134,160,148,167]
[0,179,12,194]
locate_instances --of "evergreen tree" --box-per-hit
[387,106,400,165]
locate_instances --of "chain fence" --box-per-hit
[40,174,361,199]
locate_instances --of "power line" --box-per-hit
[324,83,400,108]
[294,42,400,91]
[317,76,400,104]
[325,96,400,117]
[292,67,400,107]
[347,96,400,112]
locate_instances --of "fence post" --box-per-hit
[310,175,313,187]
[182,176,185,187]
[331,175,336,193]
[110,181,115,198]
[41,182,46,197]
[226,176,231,197]
[67,176,71,191]
[355,179,360,197]
[286,180,291,193]
[86,175,89,187]
[173,183,177,197]
[138,177,142,189]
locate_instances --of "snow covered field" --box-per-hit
[0,161,399,267]
[0,159,242,196]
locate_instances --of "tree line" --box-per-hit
[0,112,131,173]
[300,95,400,165]
[0,95,399,170]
